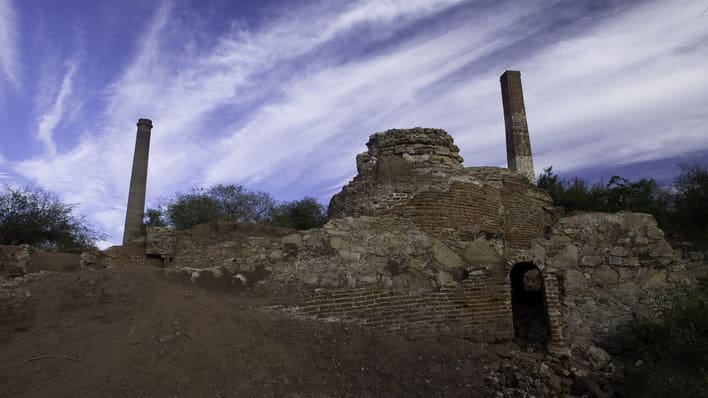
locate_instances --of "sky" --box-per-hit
[0,0,707,247]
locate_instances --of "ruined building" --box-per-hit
[101,72,698,352]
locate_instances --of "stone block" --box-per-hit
[392,272,433,294]
[621,213,651,230]
[329,237,348,251]
[608,256,622,266]
[640,270,667,290]
[592,266,618,286]
[623,257,640,267]
[580,256,603,267]
[614,282,640,304]
[436,271,455,286]
[338,250,361,262]
[407,258,426,270]
[433,240,464,270]
[610,246,629,257]
[301,272,319,285]
[281,234,303,246]
[565,269,588,291]
[463,237,501,270]
[617,267,636,280]
[551,244,578,269]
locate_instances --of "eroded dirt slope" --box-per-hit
[1,266,508,398]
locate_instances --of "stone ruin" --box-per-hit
[3,71,706,357]
[78,125,701,356]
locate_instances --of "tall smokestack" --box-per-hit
[122,118,152,244]
[500,71,535,184]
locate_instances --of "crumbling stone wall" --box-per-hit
[96,127,704,349]
[355,128,463,174]
[153,216,566,343]
[539,212,694,347]
[168,221,293,269]
[151,210,695,350]
[146,227,177,259]
[330,128,558,248]
[0,245,32,277]
[85,242,157,268]
[0,245,81,275]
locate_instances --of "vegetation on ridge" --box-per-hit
[0,185,105,252]
[538,164,708,248]
[537,164,708,395]
[145,183,327,231]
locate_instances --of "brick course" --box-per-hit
[272,273,514,342]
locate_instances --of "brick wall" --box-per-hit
[331,164,556,249]
[271,273,514,342]
[542,273,565,348]
[388,182,503,239]
[382,174,555,249]
[500,175,556,249]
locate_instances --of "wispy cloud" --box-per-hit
[519,0,708,172]
[11,0,708,246]
[0,0,19,87]
[35,60,79,155]
[203,1,552,188]
[0,152,12,181]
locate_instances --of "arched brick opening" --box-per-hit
[510,262,550,347]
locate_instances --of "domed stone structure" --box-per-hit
[329,127,558,251]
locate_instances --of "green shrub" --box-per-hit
[149,184,327,231]
[0,184,105,252]
[537,164,707,248]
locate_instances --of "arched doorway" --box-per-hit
[510,262,550,347]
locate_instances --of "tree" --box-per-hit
[268,197,327,230]
[0,185,104,252]
[537,164,708,248]
[537,166,562,200]
[207,184,275,224]
[159,184,278,230]
[144,207,167,227]
[165,190,222,230]
[599,176,662,214]
[669,165,708,246]
[150,184,328,231]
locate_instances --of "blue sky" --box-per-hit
[1,0,707,247]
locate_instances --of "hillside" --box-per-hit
[0,266,609,398]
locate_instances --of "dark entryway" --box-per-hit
[510,262,550,347]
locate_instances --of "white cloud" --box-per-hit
[12,0,708,247]
[15,0,473,244]
[35,60,79,155]
[202,5,540,186]
[0,153,11,181]
[0,0,18,86]
[518,0,708,173]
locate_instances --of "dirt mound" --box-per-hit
[0,266,616,397]
[0,266,508,397]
